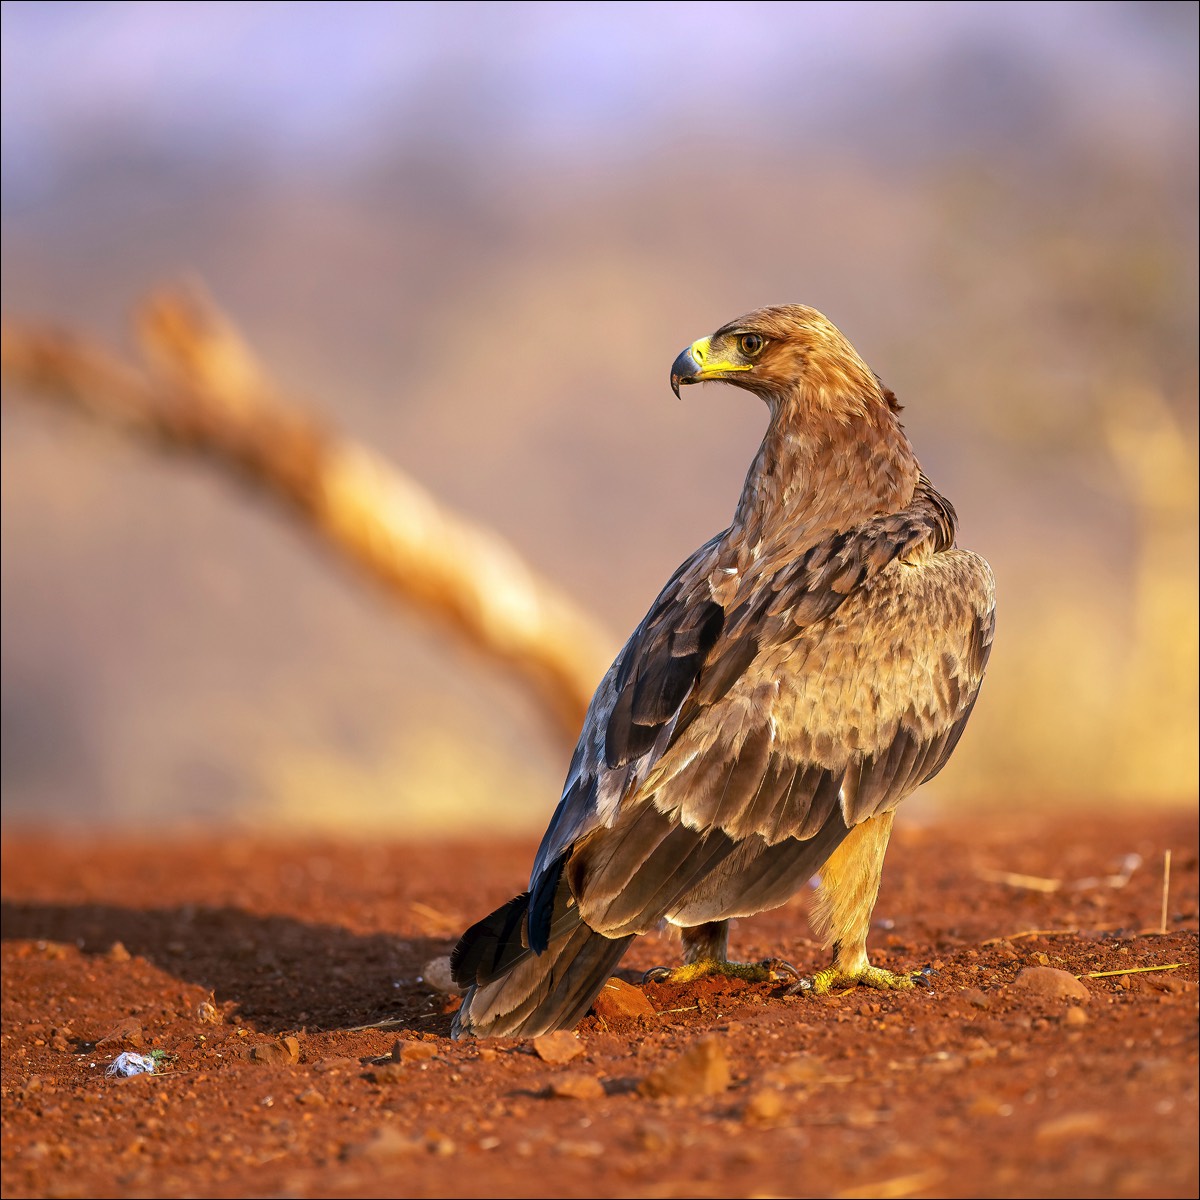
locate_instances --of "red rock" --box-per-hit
[591,978,655,1024]
[250,1036,300,1065]
[96,1019,144,1049]
[393,1039,439,1063]
[532,1031,582,1064]
[546,1071,605,1100]
[1011,967,1091,1003]
[638,1038,730,1098]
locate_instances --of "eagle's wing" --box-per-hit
[526,480,993,944]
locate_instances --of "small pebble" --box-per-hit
[393,1039,439,1064]
[421,957,458,993]
[763,1053,826,1087]
[250,1036,300,1066]
[366,1062,406,1083]
[532,1031,582,1064]
[742,1088,785,1123]
[97,1019,144,1049]
[546,1072,605,1100]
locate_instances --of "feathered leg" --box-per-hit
[680,920,729,963]
[799,810,918,993]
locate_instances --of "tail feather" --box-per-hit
[450,891,632,1039]
[449,892,531,987]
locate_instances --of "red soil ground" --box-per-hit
[2,808,1196,1199]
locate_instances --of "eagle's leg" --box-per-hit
[643,920,799,984]
[681,919,729,963]
[793,811,921,994]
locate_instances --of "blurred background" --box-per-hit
[2,1,1196,835]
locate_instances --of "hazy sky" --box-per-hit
[3,1,1194,193]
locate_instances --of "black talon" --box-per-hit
[642,966,674,984]
[761,958,801,981]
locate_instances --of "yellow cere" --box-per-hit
[690,335,752,375]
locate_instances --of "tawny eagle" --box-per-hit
[450,304,995,1038]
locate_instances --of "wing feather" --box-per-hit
[527,476,994,936]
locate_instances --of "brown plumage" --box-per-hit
[450,304,995,1038]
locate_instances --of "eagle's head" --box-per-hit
[670,304,900,418]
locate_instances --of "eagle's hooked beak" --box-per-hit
[670,339,705,398]
[670,335,752,397]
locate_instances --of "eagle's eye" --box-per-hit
[739,333,765,357]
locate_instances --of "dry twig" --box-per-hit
[835,1170,945,1200]
[975,868,1062,893]
[1,287,616,740]
[1077,964,1184,979]
[981,928,1081,946]
[1160,849,1172,935]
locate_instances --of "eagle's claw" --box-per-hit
[786,963,928,996]
[760,957,801,982]
[642,965,675,984]
[642,958,799,986]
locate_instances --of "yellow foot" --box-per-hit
[643,958,800,986]
[788,964,932,996]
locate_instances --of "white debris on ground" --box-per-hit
[105,1051,157,1078]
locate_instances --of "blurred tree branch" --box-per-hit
[1,286,616,742]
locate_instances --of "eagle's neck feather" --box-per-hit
[729,392,920,561]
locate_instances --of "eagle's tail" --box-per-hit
[449,891,633,1039]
